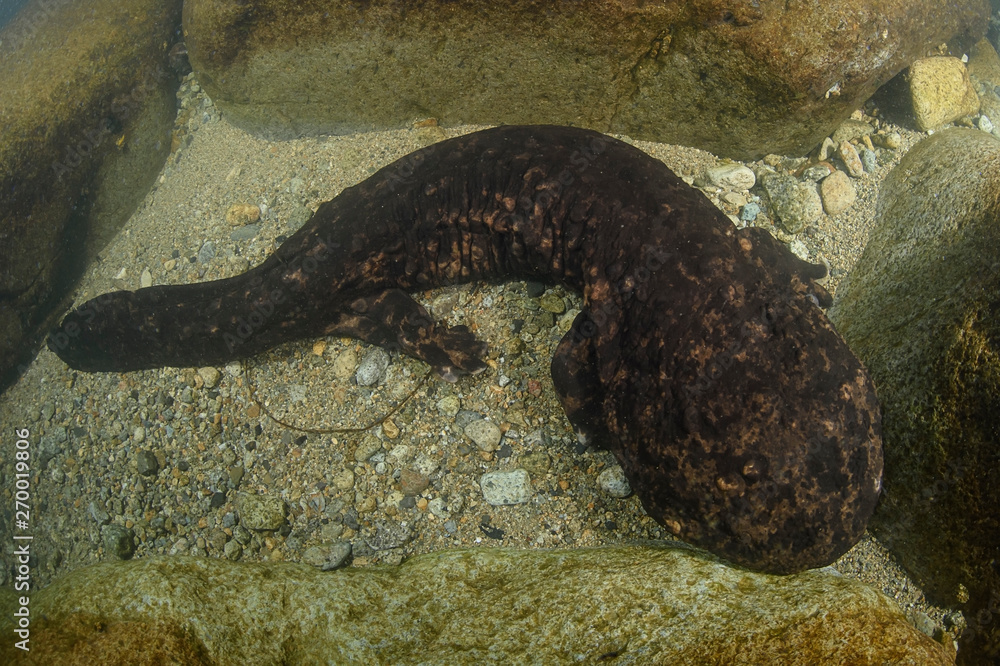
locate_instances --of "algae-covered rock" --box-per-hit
[0,0,182,393]
[829,128,1000,665]
[0,546,953,664]
[181,0,988,160]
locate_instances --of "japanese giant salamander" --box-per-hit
[49,125,882,574]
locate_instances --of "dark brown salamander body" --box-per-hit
[48,125,882,574]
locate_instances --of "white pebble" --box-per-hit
[465,419,502,452]
[597,465,632,498]
[480,469,532,505]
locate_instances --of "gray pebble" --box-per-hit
[287,204,313,231]
[436,395,461,417]
[597,465,632,498]
[366,521,413,550]
[979,114,994,134]
[520,450,551,477]
[354,434,382,462]
[739,202,761,223]
[356,347,390,386]
[480,469,532,506]
[197,240,216,264]
[101,524,136,560]
[223,540,243,561]
[303,541,352,570]
[859,148,877,174]
[428,497,450,519]
[136,450,159,476]
[132,426,146,443]
[454,409,482,430]
[88,501,110,526]
[236,493,286,530]
[230,223,261,242]
[761,173,822,234]
[465,419,502,452]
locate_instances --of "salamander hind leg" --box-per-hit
[551,312,610,448]
[325,289,487,382]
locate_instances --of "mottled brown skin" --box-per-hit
[48,125,883,574]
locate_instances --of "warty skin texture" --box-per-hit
[49,125,883,573]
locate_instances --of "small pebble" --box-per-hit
[837,141,865,178]
[739,202,761,223]
[819,170,857,216]
[302,542,352,570]
[333,468,355,491]
[859,148,877,174]
[140,268,152,288]
[696,163,756,190]
[356,348,390,386]
[225,203,261,226]
[223,540,242,561]
[464,419,502,452]
[538,293,566,314]
[597,465,632,498]
[197,240,216,264]
[332,348,359,379]
[101,525,136,560]
[198,366,221,388]
[136,450,159,476]
[354,435,381,462]
[436,395,461,417]
[399,468,430,496]
[480,469,532,505]
[979,114,994,134]
[236,493,286,530]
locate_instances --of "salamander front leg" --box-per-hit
[324,289,488,381]
[551,311,610,448]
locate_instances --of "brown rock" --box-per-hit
[182,0,987,160]
[0,0,182,393]
[829,128,1000,664]
[398,468,430,496]
[819,170,857,216]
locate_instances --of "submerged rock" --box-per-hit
[181,0,986,159]
[0,547,954,665]
[830,128,1000,664]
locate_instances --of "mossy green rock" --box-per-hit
[829,128,1000,665]
[181,0,987,160]
[0,546,953,664]
[0,0,182,393]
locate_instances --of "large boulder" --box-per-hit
[0,0,182,393]
[182,0,988,161]
[829,128,1000,665]
[0,547,954,664]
